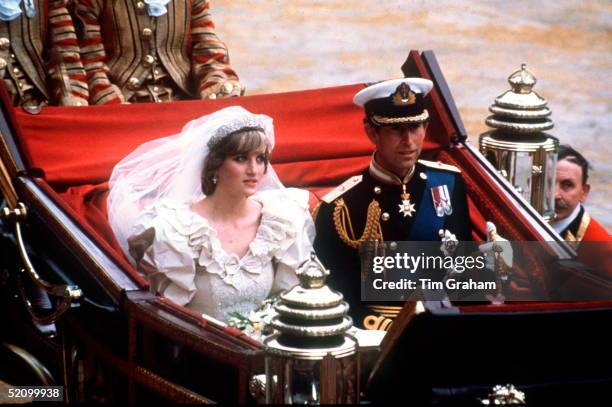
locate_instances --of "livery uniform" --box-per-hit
[0,0,88,107]
[75,0,240,104]
[554,205,612,280]
[314,159,471,328]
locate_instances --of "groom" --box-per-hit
[313,78,472,329]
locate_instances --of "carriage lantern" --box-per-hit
[264,253,359,404]
[479,64,558,221]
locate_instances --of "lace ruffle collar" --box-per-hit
[148,197,298,288]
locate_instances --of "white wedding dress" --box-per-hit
[129,188,314,322]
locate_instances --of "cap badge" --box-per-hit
[392,83,416,106]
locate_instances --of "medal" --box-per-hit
[431,185,452,217]
[398,183,416,217]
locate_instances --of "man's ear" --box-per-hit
[364,119,378,145]
[581,183,591,203]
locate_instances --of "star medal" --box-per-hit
[398,183,416,217]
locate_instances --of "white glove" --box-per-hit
[439,229,458,257]
[200,79,243,99]
[478,222,513,271]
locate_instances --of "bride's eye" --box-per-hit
[256,154,267,163]
[233,154,246,162]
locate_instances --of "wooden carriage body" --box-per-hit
[0,51,610,404]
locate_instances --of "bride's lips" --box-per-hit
[243,179,258,186]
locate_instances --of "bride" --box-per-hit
[108,106,314,322]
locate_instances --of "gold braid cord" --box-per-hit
[333,198,383,249]
[311,201,323,223]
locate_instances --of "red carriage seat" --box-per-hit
[14,83,490,265]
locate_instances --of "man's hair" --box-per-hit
[558,144,591,185]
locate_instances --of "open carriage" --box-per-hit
[1,51,610,405]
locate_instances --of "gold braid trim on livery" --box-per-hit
[565,212,590,248]
[333,198,383,249]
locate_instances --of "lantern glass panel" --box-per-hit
[513,151,532,201]
[544,152,557,219]
[291,359,321,404]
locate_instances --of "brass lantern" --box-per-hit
[479,64,559,221]
[264,253,359,404]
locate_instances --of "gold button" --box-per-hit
[18,82,23,88]
[381,212,390,221]
[374,186,382,194]
[152,86,159,92]
[10,53,15,58]
[419,172,427,180]
[0,37,10,50]
[154,69,160,75]
[136,1,146,10]
[128,77,140,89]
[0,58,6,70]
[12,67,19,74]
[142,54,155,67]
[389,242,398,250]
[142,28,152,38]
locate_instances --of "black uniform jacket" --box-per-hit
[313,161,472,327]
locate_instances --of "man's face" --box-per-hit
[555,158,590,220]
[365,121,428,177]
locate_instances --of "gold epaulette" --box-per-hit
[322,175,363,204]
[418,159,461,173]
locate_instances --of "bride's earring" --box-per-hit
[212,174,218,184]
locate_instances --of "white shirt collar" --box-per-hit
[144,0,172,17]
[368,153,414,185]
[551,204,582,233]
[0,0,35,22]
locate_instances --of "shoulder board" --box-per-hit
[418,159,461,173]
[322,175,363,203]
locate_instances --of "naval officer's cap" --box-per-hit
[353,78,433,126]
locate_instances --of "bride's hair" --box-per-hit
[201,128,270,195]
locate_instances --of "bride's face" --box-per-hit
[217,147,267,197]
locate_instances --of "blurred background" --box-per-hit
[213,0,611,228]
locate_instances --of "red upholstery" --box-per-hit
[10,81,611,310]
[13,84,462,260]
[15,84,376,188]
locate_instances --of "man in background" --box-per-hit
[74,0,241,104]
[552,144,611,278]
[552,144,610,243]
[0,0,88,107]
